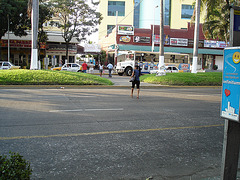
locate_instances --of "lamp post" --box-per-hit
[152,5,159,52]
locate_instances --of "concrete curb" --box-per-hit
[0,84,222,89]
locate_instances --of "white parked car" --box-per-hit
[165,66,179,73]
[61,63,82,72]
[0,61,21,70]
[150,65,179,74]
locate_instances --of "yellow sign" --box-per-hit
[233,52,240,64]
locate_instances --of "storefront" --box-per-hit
[0,32,78,68]
[100,23,225,71]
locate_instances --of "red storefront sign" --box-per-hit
[0,40,46,49]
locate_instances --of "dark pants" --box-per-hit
[132,80,140,89]
[109,69,112,77]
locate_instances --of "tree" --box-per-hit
[0,0,30,60]
[50,0,102,62]
[0,0,30,40]
[38,1,54,58]
[201,0,239,43]
[203,2,230,43]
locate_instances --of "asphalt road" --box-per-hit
[0,86,228,179]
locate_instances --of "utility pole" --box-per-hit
[7,15,10,62]
[192,0,200,73]
[152,5,158,52]
[30,0,39,70]
[114,11,118,66]
[158,0,164,70]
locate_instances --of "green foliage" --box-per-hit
[49,0,102,61]
[0,0,30,40]
[141,72,222,86]
[0,70,113,85]
[0,152,32,180]
[202,0,239,42]
[38,1,54,46]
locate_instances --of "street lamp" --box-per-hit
[152,5,159,52]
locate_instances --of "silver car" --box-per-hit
[61,63,82,72]
[0,61,21,70]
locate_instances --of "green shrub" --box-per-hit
[0,152,32,180]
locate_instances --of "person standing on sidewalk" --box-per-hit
[82,61,88,73]
[89,62,94,74]
[107,62,113,77]
[130,65,141,99]
[99,63,104,77]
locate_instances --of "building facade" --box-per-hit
[98,0,224,71]
[0,16,78,68]
[98,0,134,42]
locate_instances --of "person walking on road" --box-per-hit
[107,62,113,77]
[99,63,104,77]
[82,61,88,73]
[130,65,141,99]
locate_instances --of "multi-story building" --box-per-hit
[99,0,224,71]
[98,0,134,42]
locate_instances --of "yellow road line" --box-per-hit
[0,124,224,140]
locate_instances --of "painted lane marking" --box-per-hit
[85,108,124,111]
[49,108,124,113]
[49,109,83,112]
[0,124,224,140]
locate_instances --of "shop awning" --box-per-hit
[110,44,224,55]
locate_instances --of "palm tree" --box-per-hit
[203,2,230,43]
[201,0,239,43]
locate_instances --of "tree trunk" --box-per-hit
[66,42,69,63]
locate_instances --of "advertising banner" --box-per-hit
[170,38,188,46]
[221,47,240,122]
[134,36,150,43]
[118,26,134,35]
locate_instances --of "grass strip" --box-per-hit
[140,72,222,86]
[0,70,113,85]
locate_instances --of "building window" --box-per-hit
[164,0,170,25]
[108,1,125,16]
[181,4,194,19]
[107,25,115,34]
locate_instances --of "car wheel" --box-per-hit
[125,67,132,76]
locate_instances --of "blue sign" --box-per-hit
[221,47,240,121]
[234,10,240,32]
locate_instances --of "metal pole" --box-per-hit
[114,11,118,66]
[7,15,10,62]
[192,0,200,73]
[152,6,158,52]
[158,0,164,70]
[30,0,39,70]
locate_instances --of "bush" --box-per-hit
[0,152,32,180]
